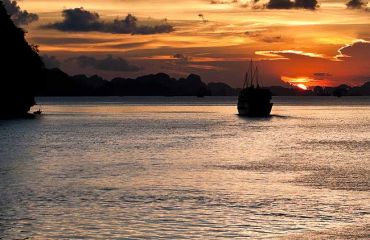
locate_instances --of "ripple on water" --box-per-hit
[280,223,370,239]
[1,98,370,239]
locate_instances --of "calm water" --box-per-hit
[0,97,369,239]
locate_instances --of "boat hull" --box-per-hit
[237,101,273,117]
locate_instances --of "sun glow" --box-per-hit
[296,84,308,90]
[281,76,311,90]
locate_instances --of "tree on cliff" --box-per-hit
[0,1,44,118]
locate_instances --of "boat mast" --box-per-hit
[243,69,248,89]
[243,59,260,89]
[250,59,253,88]
[255,66,259,88]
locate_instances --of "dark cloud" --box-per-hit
[46,7,101,32]
[173,53,189,59]
[2,0,38,25]
[31,37,113,45]
[198,13,208,23]
[266,0,318,9]
[346,0,367,9]
[108,15,174,34]
[313,72,333,79]
[314,72,332,77]
[42,55,61,69]
[110,41,153,49]
[45,8,174,35]
[245,31,285,43]
[294,0,319,9]
[245,31,260,38]
[210,0,250,8]
[172,53,192,63]
[210,0,238,4]
[266,0,294,9]
[66,55,141,72]
[336,40,370,60]
[261,36,284,43]
[211,0,319,9]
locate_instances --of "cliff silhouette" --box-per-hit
[0,2,44,118]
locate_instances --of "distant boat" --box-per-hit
[33,109,42,115]
[237,60,273,117]
[33,105,42,115]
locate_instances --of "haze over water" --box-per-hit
[0,97,369,239]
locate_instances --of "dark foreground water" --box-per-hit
[0,97,369,239]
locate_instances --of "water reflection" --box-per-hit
[0,97,369,239]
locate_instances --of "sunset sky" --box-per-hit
[10,0,370,87]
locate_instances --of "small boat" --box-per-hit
[33,105,42,115]
[33,109,42,115]
[237,60,273,117]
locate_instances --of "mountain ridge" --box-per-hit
[38,68,370,97]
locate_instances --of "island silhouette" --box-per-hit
[0,2,44,118]
[39,68,370,97]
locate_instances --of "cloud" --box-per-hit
[66,55,141,72]
[266,0,294,9]
[172,53,192,63]
[255,40,370,86]
[210,0,238,4]
[198,13,208,23]
[31,37,113,45]
[45,8,174,35]
[261,36,284,43]
[245,31,285,43]
[210,0,250,8]
[42,55,61,69]
[256,50,325,59]
[294,0,319,9]
[2,0,38,25]
[313,72,333,80]
[346,0,368,9]
[314,72,332,77]
[244,31,260,38]
[110,41,153,49]
[266,0,318,9]
[46,7,101,32]
[335,40,370,60]
[210,0,319,9]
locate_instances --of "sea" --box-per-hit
[0,96,369,239]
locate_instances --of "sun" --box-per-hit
[296,83,308,90]
[281,76,310,90]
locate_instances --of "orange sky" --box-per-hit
[17,0,370,87]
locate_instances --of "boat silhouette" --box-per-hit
[33,104,42,115]
[237,60,273,117]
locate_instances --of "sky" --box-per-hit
[9,0,370,87]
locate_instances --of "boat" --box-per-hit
[33,109,42,115]
[33,105,42,115]
[237,60,273,117]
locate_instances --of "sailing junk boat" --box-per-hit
[237,60,273,117]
